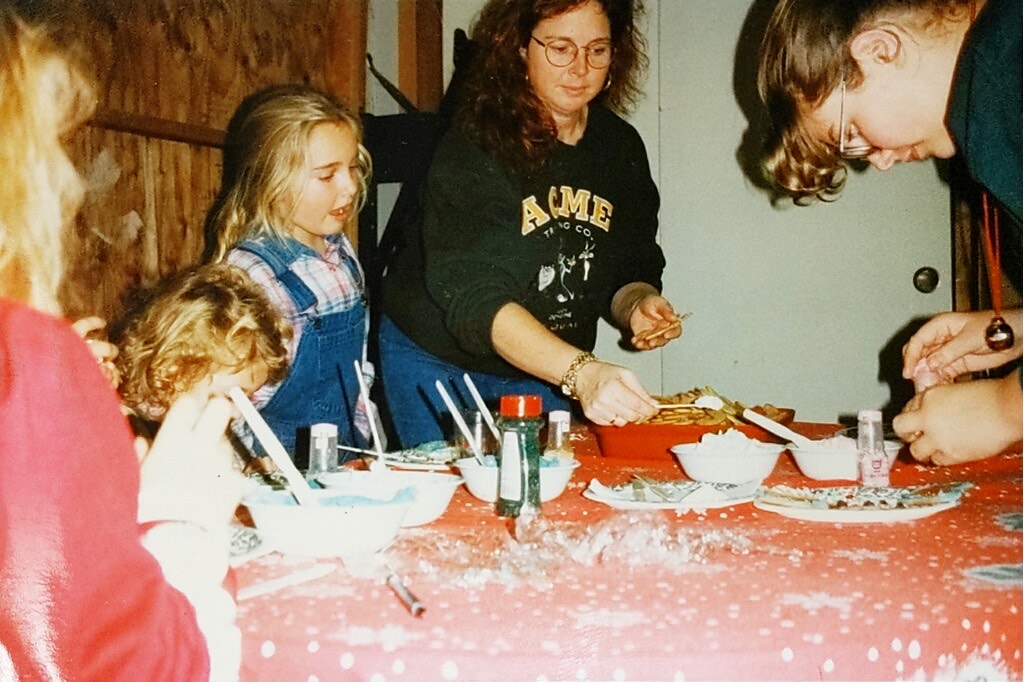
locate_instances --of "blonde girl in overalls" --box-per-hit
[210,85,373,464]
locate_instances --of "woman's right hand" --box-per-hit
[902,309,1022,382]
[574,360,659,426]
[137,384,245,531]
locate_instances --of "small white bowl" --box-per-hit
[670,432,784,485]
[453,457,580,503]
[318,469,462,526]
[788,436,902,481]
[243,485,413,558]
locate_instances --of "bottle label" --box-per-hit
[308,434,337,476]
[859,451,889,487]
[499,432,523,502]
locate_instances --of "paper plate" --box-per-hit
[383,458,455,472]
[376,442,465,471]
[583,478,757,511]
[752,482,970,524]
[752,499,959,523]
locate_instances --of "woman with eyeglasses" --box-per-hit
[380,0,680,447]
[758,0,1021,465]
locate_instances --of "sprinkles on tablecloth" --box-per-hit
[386,513,753,590]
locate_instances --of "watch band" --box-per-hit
[560,351,598,399]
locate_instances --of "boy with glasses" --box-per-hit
[757,0,1021,465]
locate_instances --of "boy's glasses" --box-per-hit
[531,35,613,69]
[837,78,876,160]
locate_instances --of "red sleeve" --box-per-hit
[0,300,210,680]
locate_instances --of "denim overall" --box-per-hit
[236,239,367,466]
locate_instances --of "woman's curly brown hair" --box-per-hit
[757,0,976,203]
[456,0,648,175]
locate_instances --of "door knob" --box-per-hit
[913,266,939,293]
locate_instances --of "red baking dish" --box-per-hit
[590,408,825,460]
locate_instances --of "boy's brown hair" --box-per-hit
[757,0,976,202]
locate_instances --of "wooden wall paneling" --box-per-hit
[63,126,143,320]
[325,0,369,112]
[91,109,225,148]
[157,140,176,276]
[178,146,196,270]
[324,0,369,247]
[45,0,369,321]
[398,0,443,112]
[140,137,160,285]
[951,166,1022,315]
[952,190,982,313]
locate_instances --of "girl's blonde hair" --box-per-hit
[208,85,372,262]
[115,263,292,419]
[0,9,95,313]
[757,0,975,203]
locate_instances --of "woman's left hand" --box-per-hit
[629,295,684,350]
[902,309,1022,382]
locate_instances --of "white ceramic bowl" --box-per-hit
[318,469,463,527]
[243,484,413,558]
[788,436,902,481]
[453,457,580,503]
[670,440,784,485]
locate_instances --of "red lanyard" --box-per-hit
[980,193,1014,351]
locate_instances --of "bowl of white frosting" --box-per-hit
[788,434,901,481]
[670,429,785,485]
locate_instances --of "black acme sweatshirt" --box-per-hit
[382,105,666,378]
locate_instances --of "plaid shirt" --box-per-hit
[226,233,371,423]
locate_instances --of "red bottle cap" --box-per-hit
[499,394,542,418]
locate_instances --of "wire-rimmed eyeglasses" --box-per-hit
[837,78,876,160]
[531,35,613,69]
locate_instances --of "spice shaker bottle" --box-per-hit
[857,409,889,487]
[307,422,339,479]
[544,410,574,459]
[496,394,542,518]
